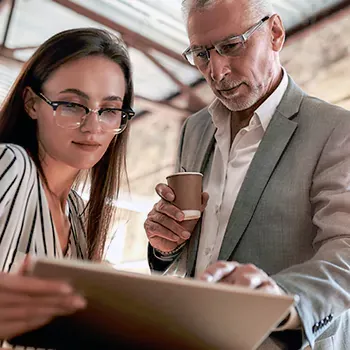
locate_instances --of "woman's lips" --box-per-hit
[72,141,101,151]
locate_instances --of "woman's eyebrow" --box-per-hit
[58,89,122,102]
[59,88,89,99]
[102,95,123,102]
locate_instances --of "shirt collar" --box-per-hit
[255,68,288,131]
[208,68,288,132]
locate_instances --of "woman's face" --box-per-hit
[27,55,126,170]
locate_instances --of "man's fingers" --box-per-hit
[147,212,190,240]
[154,200,184,222]
[199,261,283,296]
[145,218,189,242]
[256,280,283,295]
[200,192,210,211]
[221,271,269,288]
[155,183,175,202]
[199,261,239,282]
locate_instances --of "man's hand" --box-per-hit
[144,183,209,253]
[198,261,284,295]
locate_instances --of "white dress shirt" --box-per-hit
[196,69,289,276]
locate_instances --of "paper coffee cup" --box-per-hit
[166,172,203,220]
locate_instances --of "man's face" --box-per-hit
[187,0,281,112]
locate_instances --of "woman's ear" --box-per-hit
[23,87,39,120]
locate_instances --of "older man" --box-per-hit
[144,0,350,348]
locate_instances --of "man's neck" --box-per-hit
[230,68,284,143]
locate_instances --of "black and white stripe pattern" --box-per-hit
[0,143,88,348]
[0,143,87,273]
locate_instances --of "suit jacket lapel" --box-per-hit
[189,114,216,173]
[186,112,216,276]
[218,76,304,261]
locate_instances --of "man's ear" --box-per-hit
[270,14,285,53]
[23,87,39,120]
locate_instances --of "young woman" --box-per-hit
[0,27,134,342]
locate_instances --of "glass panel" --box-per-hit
[0,57,21,106]
[71,0,189,52]
[272,0,345,31]
[6,0,120,61]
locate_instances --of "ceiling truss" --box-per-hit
[1,0,350,117]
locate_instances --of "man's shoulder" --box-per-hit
[184,106,212,132]
[300,94,350,126]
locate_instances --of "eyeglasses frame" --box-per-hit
[33,90,135,134]
[182,15,271,66]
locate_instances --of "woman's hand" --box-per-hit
[0,271,86,340]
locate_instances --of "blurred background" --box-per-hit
[1,0,350,273]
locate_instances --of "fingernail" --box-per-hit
[176,212,184,221]
[59,284,73,294]
[165,193,175,201]
[202,273,214,283]
[182,231,191,239]
[72,296,87,309]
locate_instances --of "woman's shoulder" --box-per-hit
[0,144,37,214]
[0,143,36,177]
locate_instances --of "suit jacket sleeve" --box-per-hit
[148,118,190,272]
[272,117,350,348]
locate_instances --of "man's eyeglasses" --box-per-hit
[183,16,270,67]
[34,91,135,134]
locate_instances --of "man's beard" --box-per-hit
[216,86,261,112]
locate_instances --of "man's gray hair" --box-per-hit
[181,0,274,22]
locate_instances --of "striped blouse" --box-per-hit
[0,143,88,348]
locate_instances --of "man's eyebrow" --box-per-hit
[189,44,205,51]
[188,33,241,51]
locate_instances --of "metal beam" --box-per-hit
[4,45,39,51]
[0,46,25,63]
[286,1,350,42]
[141,50,206,112]
[51,0,186,64]
[135,95,191,114]
[1,0,16,47]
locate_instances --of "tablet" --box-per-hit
[10,257,296,350]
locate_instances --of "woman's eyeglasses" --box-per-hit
[34,91,135,134]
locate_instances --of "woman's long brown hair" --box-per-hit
[0,28,134,260]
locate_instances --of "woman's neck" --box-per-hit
[40,153,79,206]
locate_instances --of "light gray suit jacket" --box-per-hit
[149,77,350,349]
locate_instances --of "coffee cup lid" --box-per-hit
[166,172,203,179]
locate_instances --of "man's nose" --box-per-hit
[209,50,231,83]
